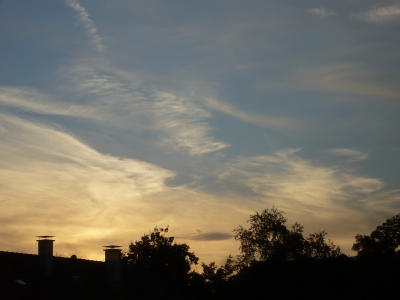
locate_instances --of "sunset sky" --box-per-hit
[1,0,400,265]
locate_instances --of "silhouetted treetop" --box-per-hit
[122,226,198,278]
[353,213,400,259]
[201,255,236,283]
[234,207,340,266]
[304,230,341,259]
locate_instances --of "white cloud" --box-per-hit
[308,8,334,18]
[65,0,105,52]
[0,87,70,115]
[325,148,368,162]
[0,64,230,156]
[0,114,177,257]
[0,114,174,200]
[360,189,400,214]
[63,65,230,155]
[355,5,400,22]
[0,114,237,262]
[218,149,385,211]
[206,98,295,130]
[150,92,230,155]
[295,63,400,97]
[211,149,400,254]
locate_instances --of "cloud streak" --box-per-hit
[0,114,178,257]
[0,114,175,200]
[295,64,400,97]
[355,5,400,23]
[65,0,105,52]
[206,98,294,129]
[0,63,230,156]
[308,8,334,18]
[218,149,385,211]
[210,149,400,253]
[325,148,368,162]
[0,113,237,262]
[66,65,230,155]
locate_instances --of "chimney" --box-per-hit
[36,236,55,276]
[103,245,122,282]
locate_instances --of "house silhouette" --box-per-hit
[0,237,125,299]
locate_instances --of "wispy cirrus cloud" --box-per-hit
[308,8,334,18]
[211,148,400,253]
[0,114,238,262]
[355,5,400,23]
[325,148,368,162]
[62,64,229,155]
[0,63,229,156]
[206,98,294,130]
[0,87,71,115]
[217,149,385,211]
[65,0,105,52]
[152,93,229,155]
[0,114,176,256]
[0,114,174,200]
[295,63,400,97]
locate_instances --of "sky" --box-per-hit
[1,0,400,265]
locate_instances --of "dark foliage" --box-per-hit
[200,255,236,297]
[233,207,340,267]
[122,226,199,298]
[221,255,400,300]
[353,213,400,259]
[201,255,236,283]
[3,210,400,299]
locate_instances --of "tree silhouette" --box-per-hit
[122,226,199,296]
[234,207,340,266]
[234,207,290,265]
[201,255,236,283]
[353,213,400,259]
[304,230,341,259]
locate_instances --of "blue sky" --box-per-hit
[1,0,400,263]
